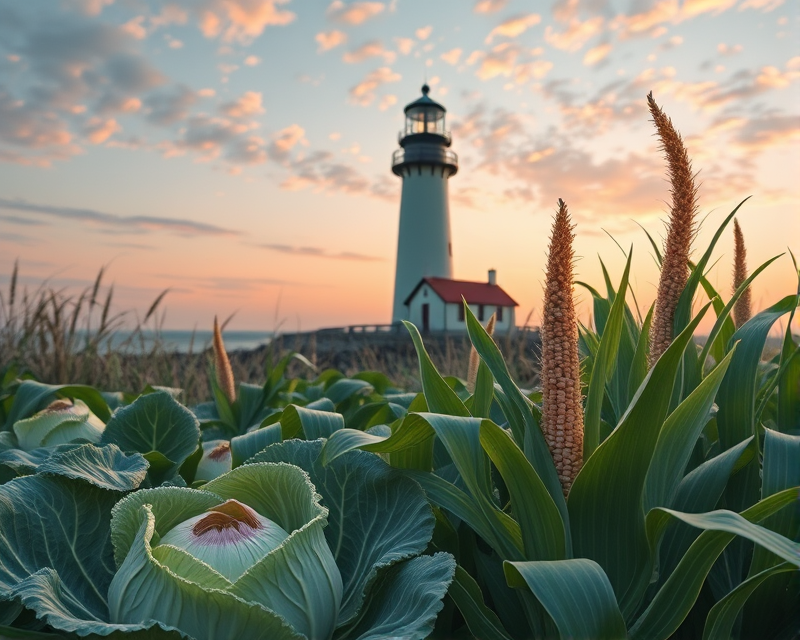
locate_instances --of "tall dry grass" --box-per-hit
[1,263,542,405]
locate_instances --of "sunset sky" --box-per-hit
[1,0,798,333]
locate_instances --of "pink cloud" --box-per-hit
[316,30,348,52]
[198,0,295,43]
[474,0,508,13]
[83,117,121,143]
[220,91,265,118]
[544,16,604,51]
[348,67,401,106]
[475,43,521,80]
[583,43,612,66]
[441,48,463,65]
[327,1,384,25]
[485,14,542,44]
[343,40,396,64]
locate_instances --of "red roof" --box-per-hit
[405,277,518,307]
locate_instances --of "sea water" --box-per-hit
[101,330,273,354]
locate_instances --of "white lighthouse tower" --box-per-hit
[391,84,458,323]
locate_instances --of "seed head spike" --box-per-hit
[466,313,495,393]
[732,218,752,327]
[213,315,236,405]
[647,92,698,367]
[541,198,583,496]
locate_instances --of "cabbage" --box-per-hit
[0,439,455,640]
[13,399,105,451]
[194,439,233,481]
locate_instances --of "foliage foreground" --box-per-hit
[1,98,799,640]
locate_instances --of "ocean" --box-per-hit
[103,330,273,354]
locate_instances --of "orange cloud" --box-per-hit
[327,1,384,25]
[198,0,295,43]
[474,0,508,13]
[394,37,414,55]
[348,67,401,106]
[86,118,121,145]
[583,43,612,66]
[244,55,261,66]
[682,0,736,19]
[475,43,521,80]
[441,48,463,65]
[378,94,397,111]
[513,59,553,83]
[121,16,147,39]
[272,124,307,152]
[343,40,396,64]
[316,30,347,52]
[415,25,433,40]
[545,16,604,51]
[738,0,784,10]
[485,14,541,43]
[220,91,265,118]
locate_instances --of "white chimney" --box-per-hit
[488,269,496,285]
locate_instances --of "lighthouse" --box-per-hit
[390,84,458,323]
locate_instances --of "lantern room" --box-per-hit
[399,84,451,145]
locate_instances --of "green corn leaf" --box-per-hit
[630,487,800,640]
[577,280,612,336]
[322,414,524,561]
[655,438,755,588]
[324,378,374,405]
[479,421,566,561]
[584,250,632,457]
[504,559,627,640]
[673,197,750,337]
[697,274,734,368]
[569,303,711,620]
[644,346,736,512]
[697,254,783,371]
[403,321,470,418]
[406,469,511,557]
[627,304,653,405]
[740,429,800,638]
[281,404,345,440]
[468,357,495,419]
[717,294,800,452]
[447,566,514,640]
[755,343,800,425]
[230,423,283,467]
[777,325,800,435]
[702,562,796,640]
[462,304,568,533]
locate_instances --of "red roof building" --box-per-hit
[403,270,518,333]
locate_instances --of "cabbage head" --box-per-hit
[13,399,105,451]
[0,439,455,640]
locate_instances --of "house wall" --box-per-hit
[407,284,516,333]
[407,283,448,331]
[446,303,515,333]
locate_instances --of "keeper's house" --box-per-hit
[404,269,517,333]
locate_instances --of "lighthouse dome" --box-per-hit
[403,84,446,114]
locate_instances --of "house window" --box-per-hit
[423,287,428,297]
[478,305,484,321]
[497,306,503,322]
[458,304,465,322]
